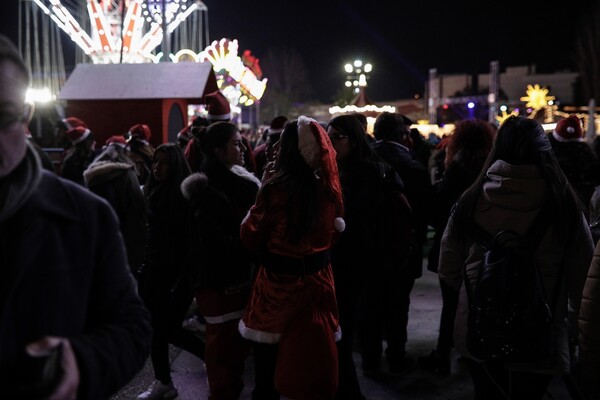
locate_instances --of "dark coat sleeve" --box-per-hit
[65,184,151,400]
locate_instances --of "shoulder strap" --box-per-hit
[464,203,552,302]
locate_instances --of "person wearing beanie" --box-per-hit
[127,123,155,187]
[84,137,148,277]
[0,33,151,400]
[238,116,345,400]
[60,116,98,186]
[548,115,600,205]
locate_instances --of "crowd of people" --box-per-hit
[2,31,600,400]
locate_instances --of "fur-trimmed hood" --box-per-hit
[181,172,209,200]
[83,161,134,185]
[181,166,260,201]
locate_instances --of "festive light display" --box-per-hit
[171,39,267,106]
[520,84,555,110]
[32,0,206,64]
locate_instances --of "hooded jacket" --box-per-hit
[439,159,593,374]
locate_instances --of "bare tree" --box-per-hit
[259,46,313,121]
[574,2,600,104]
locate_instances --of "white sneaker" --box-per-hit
[137,380,178,400]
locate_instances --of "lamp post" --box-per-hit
[344,59,372,94]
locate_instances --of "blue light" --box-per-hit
[467,102,475,109]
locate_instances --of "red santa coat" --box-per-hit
[238,117,344,399]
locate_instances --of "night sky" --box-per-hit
[1,0,597,103]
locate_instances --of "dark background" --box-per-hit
[2,0,597,102]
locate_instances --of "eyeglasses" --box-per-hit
[329,133,349,142]
[0,104,32,130]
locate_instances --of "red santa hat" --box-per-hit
[128,123,151,143]
[105,135,127,149]
[297,115,345,232]
[553,115,583,142]
[205,91,231,122]
[62,117,92,145]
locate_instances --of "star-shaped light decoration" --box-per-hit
[495,110,519,125]
[520,84,555,110]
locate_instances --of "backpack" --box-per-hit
[463,205,562,363]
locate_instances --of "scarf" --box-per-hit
[0,142,42,223]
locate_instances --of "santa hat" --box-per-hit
[268,115,288,135]
[205,91,231,122]
[553,115,583,142]
[62,117,88,131]
[297,115,345,232]
[128,124,151,143]
[105,135,127,149]
[62,117,92,145]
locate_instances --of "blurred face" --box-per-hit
[0,60,29,177]
[216,131,246,168]
[327,126,352,161]
[152,150,169,182]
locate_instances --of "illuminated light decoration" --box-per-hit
[87,0,115,55]
[520,84,555,110]
[32,0,207,64]
[196,38,268,105]
[467,102,475,109]
[495,110,519,125]
[329,105,396,114]
[417,119,430,125]
[167,2,198,33]
[170,49,201,62]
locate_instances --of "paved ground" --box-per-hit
[111,268,575,400]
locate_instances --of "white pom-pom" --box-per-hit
[334,217,346,232]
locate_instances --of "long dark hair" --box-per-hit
[451,116,585,243]
[328,114,378,166]
[144,143,191,200]
[263,120,318,243]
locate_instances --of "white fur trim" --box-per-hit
[241,209,252,226]
[334,217,346,232]
[297,115,320,169]
[238,319,282,343]
[207,112,231,121]
[552,130,584,142]
[231,165,261,188]
[203,309,245,324]
[72,128,91,145]
[334,327,342,342]
[108,142,127,149]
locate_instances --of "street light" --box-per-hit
[344,59,372,94]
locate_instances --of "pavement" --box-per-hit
[110,267,575,400]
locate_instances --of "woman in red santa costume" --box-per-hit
[238,116,345,400]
